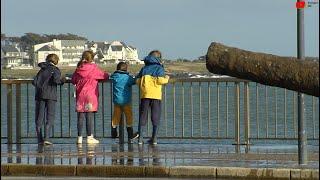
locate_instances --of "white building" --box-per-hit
[34,39,143,66]
[1,45,23,69]
[93,41,143,64]
[34,39,86,66]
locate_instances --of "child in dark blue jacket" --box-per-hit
[32,54,65,145]
[110,62,136,143]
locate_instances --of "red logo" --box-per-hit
[296,1,306,8]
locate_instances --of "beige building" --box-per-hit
[35,45,61,64]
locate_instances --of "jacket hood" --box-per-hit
[75,63,97,78]
[143,55,161,65]
[38,62,54,69]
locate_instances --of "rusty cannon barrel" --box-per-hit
[206,42,319,97]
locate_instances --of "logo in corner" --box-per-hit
[296,0,319,8]
[296,1,306,8]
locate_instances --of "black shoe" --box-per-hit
[147,138,157,145]
[111,127,118,139]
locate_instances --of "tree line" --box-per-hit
[1,33,88,51]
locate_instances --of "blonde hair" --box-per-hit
[77,50,95,67]
[46,54,59,65]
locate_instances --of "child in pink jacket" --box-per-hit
[71,50,109,144]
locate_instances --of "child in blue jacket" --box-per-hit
[110,62,136,143]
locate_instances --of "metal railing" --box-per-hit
[1,78,319,144]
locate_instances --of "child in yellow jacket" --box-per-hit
[134,50,170,145]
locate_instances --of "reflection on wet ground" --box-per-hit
[1,177,233,180]
[1,140,319,169]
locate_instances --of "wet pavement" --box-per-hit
[1,177,232,180]
[1,140,319,169]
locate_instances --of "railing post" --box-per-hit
[297,0,307,165]
[68,83,71,137]
[7,84,13,144]
[298,93,307,164]
[7,144,13,163]
[101,83,105,137]
[16,84,22,144]
[233,82,240,145]
[119,112,125,144]
[110,82,113,138]
[17,144,22,163]
[173,83,176,137]
[244,82,250,145]
[119,144,125,165]
[182,82,185,137]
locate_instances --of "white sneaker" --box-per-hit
[77,136,83,144]
[87,135,99,144]
[138,140,144,145]
[44,140,53,145]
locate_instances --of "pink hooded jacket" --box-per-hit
[71,63,109,112]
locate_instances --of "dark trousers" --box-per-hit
[138,98,161,138]
[35,99,56,143]
[139,98,161,126]
[77,112,93,136]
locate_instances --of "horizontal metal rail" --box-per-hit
[1,77,250,84]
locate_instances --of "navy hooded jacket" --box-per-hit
[32,62,64,101]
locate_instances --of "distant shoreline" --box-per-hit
[1,62,212,79]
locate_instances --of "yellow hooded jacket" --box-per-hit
[136,55,169,100]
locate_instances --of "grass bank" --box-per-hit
[1,62,208,79]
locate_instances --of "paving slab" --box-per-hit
[2,143,318,169]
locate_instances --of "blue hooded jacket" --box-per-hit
[137,55,165,78]
[110,70,135,105]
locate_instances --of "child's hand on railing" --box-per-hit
[165,75,170,80]
[61,76,67,83]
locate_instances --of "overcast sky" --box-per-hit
[1,0,319,59]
